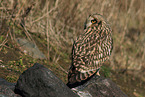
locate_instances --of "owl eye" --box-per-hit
[91,19,97,24]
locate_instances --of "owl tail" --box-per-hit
[67,66,99,88]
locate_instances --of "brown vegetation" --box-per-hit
[0,0,145,96]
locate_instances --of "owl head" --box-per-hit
[84,13,107,29]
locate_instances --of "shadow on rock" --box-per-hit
[67,75,128,97]
[14,63,78,97]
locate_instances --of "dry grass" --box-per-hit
[0,0,145,82]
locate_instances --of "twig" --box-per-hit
[1,2,24,41]
[107,0,116,21]
[20,23,36,45]
[100,0,107,15]
[57,64,68,74]
[0,32,8,51]
[46,2,50,60]
[127,0,135,14]
[32,0,59,24]
[0,39,8,47]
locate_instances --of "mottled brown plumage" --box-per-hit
[68,13,113,84]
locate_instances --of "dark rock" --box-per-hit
[14,63,79,97]
[0,78,21,97]
[14,62,127,97]
[0,85,21,97]
[0,78,16,91]
[69,75,128,97]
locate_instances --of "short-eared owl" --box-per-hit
[68,13,113,85]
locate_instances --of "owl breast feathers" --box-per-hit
[67,13,113,85]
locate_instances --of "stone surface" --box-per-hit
[68,75,128,97]
[14,63,79,97]
[16,38,46,59]
[0,85,21,97]
[0,78,16,91]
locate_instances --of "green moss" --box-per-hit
[101,66,111,77]
[6,75,18,83]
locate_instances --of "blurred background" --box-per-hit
[0,0,145,96]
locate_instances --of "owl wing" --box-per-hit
[68,29,106,84]
[73,30,102,71]
[73,27,112,69]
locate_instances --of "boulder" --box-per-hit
[14,62,128,97]
[0,78,16,91]
[67,75,128,97]
[16,38,46,59]
[0,78,20,97]
[14,63,79,97]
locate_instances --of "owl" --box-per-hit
[67,13,113,85]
